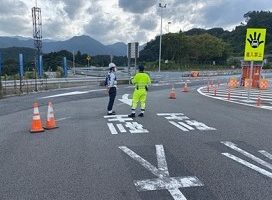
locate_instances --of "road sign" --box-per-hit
[127,42,139,59]
[244,28,266,61]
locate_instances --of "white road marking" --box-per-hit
[198,86,272,111]
[41,89,106,99]
[169,121,189,132]
[118,94,132,106]
[221,141,272,171]
[259,150,272,160]
[107,123,118,135]
[222,153,272,179]
[119,145,203,200]
[56,117,71,122]
[116,124,127,133]
[178,122,194,130]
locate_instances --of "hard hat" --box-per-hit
[138,65,144,71]
[109,62,116,69]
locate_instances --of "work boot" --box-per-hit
[138,113,144,117]
[107,111,116,115]
[128,113,135,118]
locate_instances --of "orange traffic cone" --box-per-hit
[169,87,176,99]
[182,82,189,92]
[30,103,44,133]
[45,102,58,130]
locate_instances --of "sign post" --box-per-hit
[127,42,139,76]
[19,53,24,93]
[244,28,266,101]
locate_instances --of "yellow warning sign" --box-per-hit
[244,28,266,61]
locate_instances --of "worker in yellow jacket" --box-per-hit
[128,65,151,118]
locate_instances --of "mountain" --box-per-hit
[0,35,127,56]
[0,47,36,63]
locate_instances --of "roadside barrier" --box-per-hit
[228,77,238,88]
[45,102,58,130]
[244,78,251,88]
[30,103,45,133]
[259,79,269,90]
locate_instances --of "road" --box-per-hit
[0,78,271,200]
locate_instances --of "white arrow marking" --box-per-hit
[221,141,272,171]
[259,150,272,160]
[119,145,203,200]
[118,94,132,106]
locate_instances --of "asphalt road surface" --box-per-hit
[0,79,271,200]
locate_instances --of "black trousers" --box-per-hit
[107,87,116,111]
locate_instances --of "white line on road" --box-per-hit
[169,121,189,132]
[56,117,71,122]
[107,123,118,135]
[221,141,272,171]
[41,89,106,99]
[119,145,203,200]
[259,150,272,160]
[197,86,272,111]
[222,153,272,179]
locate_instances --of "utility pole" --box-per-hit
[73,50,75,75]
[159,3,166,73]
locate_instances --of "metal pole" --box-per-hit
[247,61,254,101]
[135,57,137,74]
[73,50,75,75]
[159,5,162,73]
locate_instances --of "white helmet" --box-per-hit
[108,62,116,69]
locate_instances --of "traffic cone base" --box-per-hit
[44,102,58,130]
[30,103,45,133]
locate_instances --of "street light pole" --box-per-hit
[159,3,166,73]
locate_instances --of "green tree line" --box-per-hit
[140,11,272,68]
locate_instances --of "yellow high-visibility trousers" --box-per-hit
[131,89,147,110]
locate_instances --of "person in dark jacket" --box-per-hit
[106,63,117,115]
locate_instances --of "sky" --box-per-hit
[0,0,271,45]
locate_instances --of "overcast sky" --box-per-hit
[0,0,271,45]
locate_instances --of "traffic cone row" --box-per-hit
[30,102,58,133]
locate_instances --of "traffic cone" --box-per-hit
[169,87,176,99]
[182,82,189,92]
[44,102,58,130]
[30,103,44,133]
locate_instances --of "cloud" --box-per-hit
[0,0,27,15]
[133,13,158,31]
[0,0,271,45]
[118,0,157,13]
